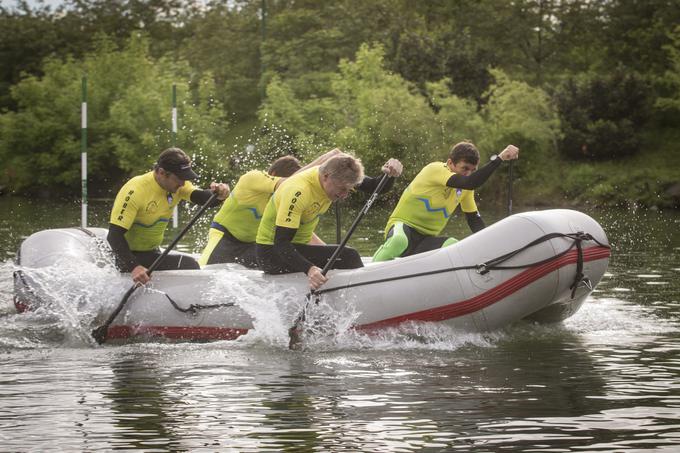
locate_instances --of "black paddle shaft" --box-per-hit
[507,161,514,216]
[91,192,218,344]
[335,201,341,243]
[320,173,391,276]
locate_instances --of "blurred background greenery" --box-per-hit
[1,0,679,209]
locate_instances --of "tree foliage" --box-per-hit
[259,45,560,185]
[0,0,678,203]
[0,34,229,195]
[655,25,680,115]
[554,70,652,160]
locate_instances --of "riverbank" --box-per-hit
[513,126,680,210]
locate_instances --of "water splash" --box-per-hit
[564,296,679,342]
[202,269,296,347]
[3,255,125,348]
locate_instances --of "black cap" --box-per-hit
[156,148,198,181]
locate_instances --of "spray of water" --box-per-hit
[2,257,124,348]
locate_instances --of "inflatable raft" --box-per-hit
[14,209,611,342]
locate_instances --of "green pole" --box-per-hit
[81,76,88,228]
[171,83,179,228]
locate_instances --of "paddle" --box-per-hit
[335,201,342,243]
[91,192,218,344]
[288,173,392,349]
[507,161,514,216]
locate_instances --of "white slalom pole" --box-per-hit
[172,83,179,228]
[81,76,88,228]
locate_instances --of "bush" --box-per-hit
[0,34,230,196]
[554,70,652,160]
[259,45,561,191]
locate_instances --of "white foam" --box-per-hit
[7,255,125,347]
[563,296,679,344]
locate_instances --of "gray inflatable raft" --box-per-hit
[14,209,610,342]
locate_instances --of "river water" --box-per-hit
[1,197,679,452]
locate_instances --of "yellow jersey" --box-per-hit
[109,171,195,251]
[256,166,331,245]
[211,170,281,243]
[386,162,478,236]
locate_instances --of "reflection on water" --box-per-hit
[1,196,679,451]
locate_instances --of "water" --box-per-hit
[1,196,679,451]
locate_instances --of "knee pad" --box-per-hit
[442,237,458,248]
[372,223,409,262]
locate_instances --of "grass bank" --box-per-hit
[515,126,680,210]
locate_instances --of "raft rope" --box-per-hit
[76,227,97,237]
[162,231,609,314]
[163,293,235,315]
[314,231,610,300]
[76,227,237,315]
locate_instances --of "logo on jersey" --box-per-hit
[117,189,134,221]
[145,201,158,214]
[284,191,303,222]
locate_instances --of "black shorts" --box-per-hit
[256,243,364,274]
[205,229,258,268]
[123,249,201,272]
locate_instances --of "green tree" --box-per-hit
[0,34,229,196]
[0,1,61,109]
[602,0,680,78]
[656,25,680,115]
[180,1,262,119]
[0,0,197,110]
[554,70,652,160]
[478,69,561,173]
[259,44,439,179]
[259,44,560,187]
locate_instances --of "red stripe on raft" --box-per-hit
[14,300,29,313]
[106,325,248,341]
[357,245,611,331]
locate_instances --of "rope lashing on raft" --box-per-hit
[77,226,238,315]
[163,293,235,315]
[313,231,610,301]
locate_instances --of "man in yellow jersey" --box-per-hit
[199,150,343,268]
[108,147,230,284]
[372,141,519,262]
[199,155,301,268]
[256,153,403,290]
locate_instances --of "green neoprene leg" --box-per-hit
[442,237,458,248]
[372,222,409,262]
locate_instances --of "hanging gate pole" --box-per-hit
[171,83,179,228]
[81,76,88,228]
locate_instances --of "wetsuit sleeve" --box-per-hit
[107,223,138,271]
[273,226,315,273]
[357,175,394,194]
[446,158,502,190]
[190,189,221,207]
[465,211,486,233]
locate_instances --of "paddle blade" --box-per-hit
[288,324,304,350]
[91,325,108,344]
[289,293,313,350]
